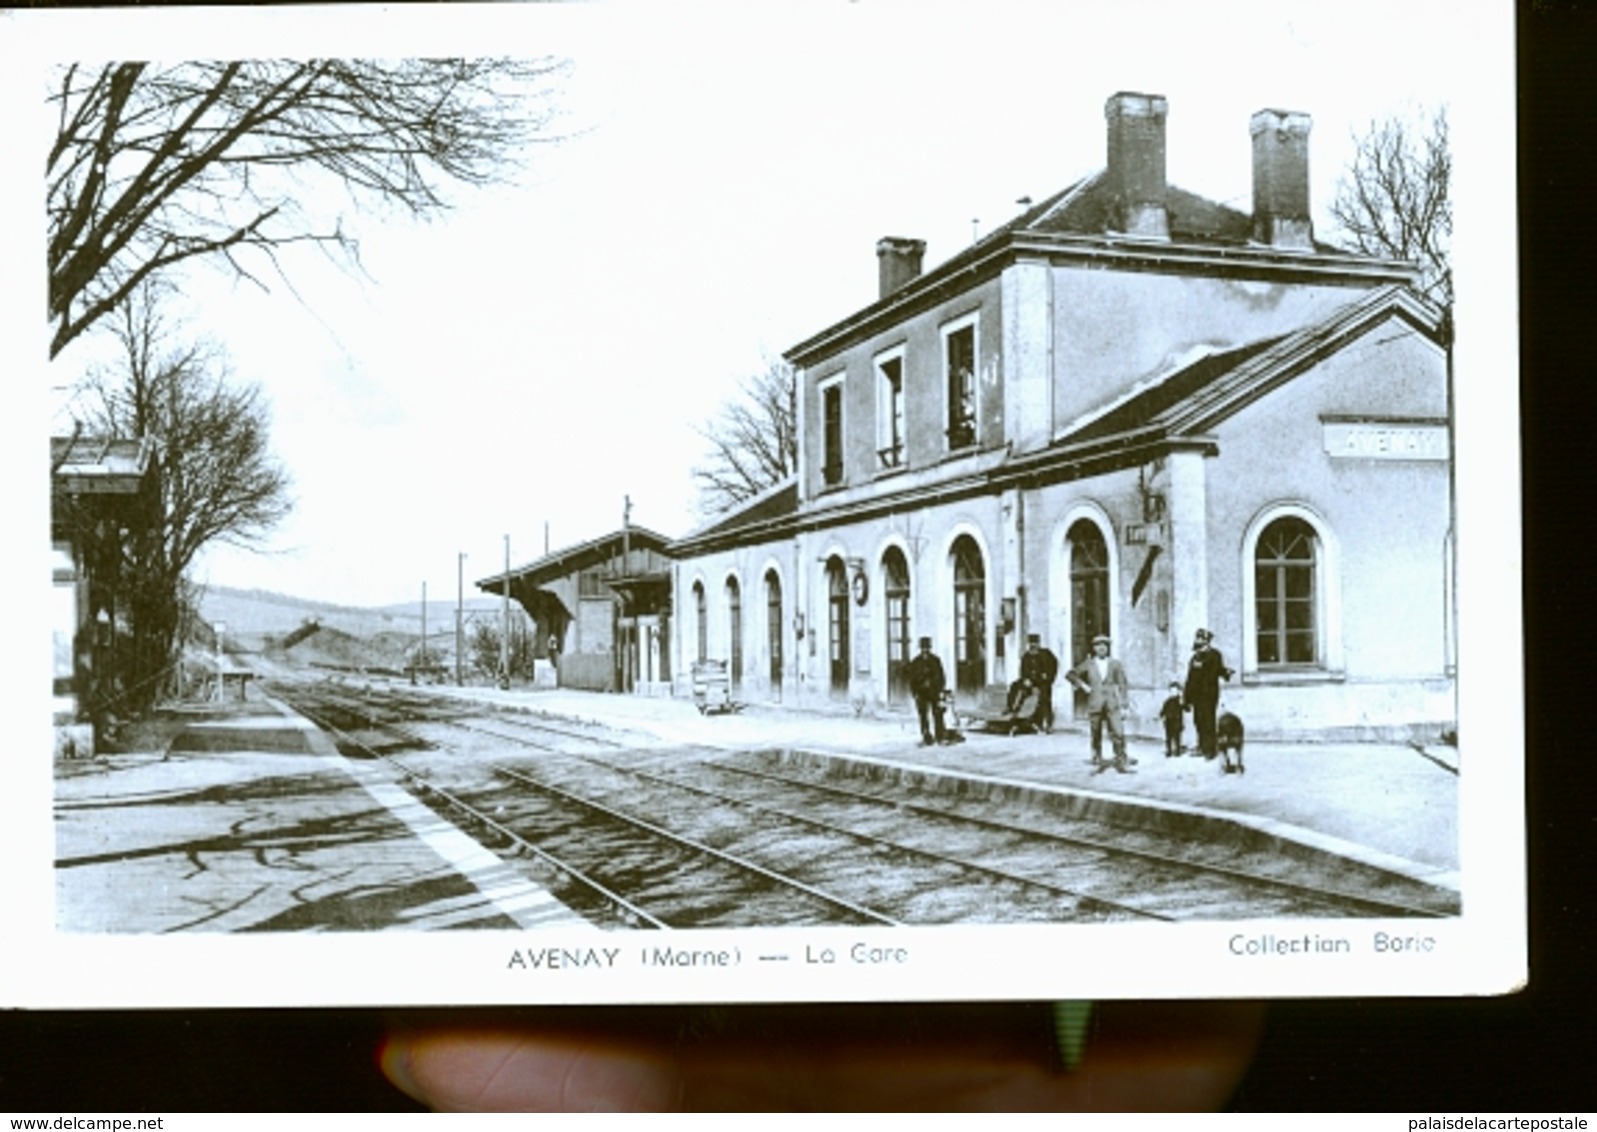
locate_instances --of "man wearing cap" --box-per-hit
[1183,628,1235,760]
[1006,633,1060,732]
[906,635,949,746]
[1065,634,1133,772]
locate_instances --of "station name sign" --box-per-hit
[1321,419,1449,461]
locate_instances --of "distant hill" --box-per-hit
[377,596,512,619]
[273,624,409,672]
[197,586,506,635]
[195,585,527,668]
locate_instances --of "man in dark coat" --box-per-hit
[1183,628,1234,759]
[906,636,949,746]
[1006,633,1060,732]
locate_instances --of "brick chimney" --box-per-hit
[1104,91,1169,239]
[877,236,926,298]
[1250,108,1314,250]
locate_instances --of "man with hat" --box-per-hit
[1005,632,1060,732]
[1183,628,1234,760]
[1065,633,1133,772]
[905,635,949,746]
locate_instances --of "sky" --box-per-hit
[8,0,1509,610]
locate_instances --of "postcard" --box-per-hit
[3,0,1523,1008]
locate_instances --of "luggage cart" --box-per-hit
[691,659,735,715]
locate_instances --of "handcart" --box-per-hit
[691,659,735,715]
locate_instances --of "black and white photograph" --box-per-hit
[6,0,1521,1010]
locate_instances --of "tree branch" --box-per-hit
[48,57,568,357]
[1329,107,1451,309]
[692,361,798,516]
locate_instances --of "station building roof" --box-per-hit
[476,525,675,595]
[1055,283,1446,453]
[676,285,1446,557]
[51,435,154,494]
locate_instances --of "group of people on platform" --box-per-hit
[905,628,1235,774]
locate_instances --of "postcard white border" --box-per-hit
[0,0,1523,1009]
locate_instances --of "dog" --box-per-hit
[937,690,967,744]
[1216,710,1245,774]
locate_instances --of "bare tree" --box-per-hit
[47,57,567,358]
[1329,106,1451,309]
[692,360,798,517]
[80,284,293,708]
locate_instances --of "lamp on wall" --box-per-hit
[793,612,806,640]
[848,558,869,605]
[999,597,1017,635]
[1139,460,1169,523]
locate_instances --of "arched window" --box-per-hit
[692,581,707,665]
[883,547,911,704]
[951,535,986,694]
[1241,505,1341,677]
[826,556,850,696]
[1255,517,1317,666]
[765,570,783,693]
[1068,519,1111,665]
[725,576,743,690]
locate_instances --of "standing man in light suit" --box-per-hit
[1065,633,1134,773]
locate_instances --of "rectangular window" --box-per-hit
[875,349,906,469]
[944,318,978,450]
[821,378,844,486]
[578,568,610,598]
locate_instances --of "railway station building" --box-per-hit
[51,435,160,754]
[479,526,675,695]
[667,92,1455,741]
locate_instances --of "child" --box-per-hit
[1159,681,1187,757]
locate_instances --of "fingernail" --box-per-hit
[378,1034,423,1103]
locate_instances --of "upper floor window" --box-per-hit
[943,316,978,450]
[820,377,844,486]
[578,567,610,598]
[875,348,906,470]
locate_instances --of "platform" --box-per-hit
[52,680,1460,934]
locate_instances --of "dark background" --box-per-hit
[4,0,1589,1112]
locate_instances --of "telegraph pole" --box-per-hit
[621,495,633,693]
[456,552,466,686]
[500,534,510,689]
[419,580,427,682]
[214,622,226,703]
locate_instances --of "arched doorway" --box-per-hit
[764,570,783,696]
[1068,519,1111,717]
[882,546,911,705]
[826,556,850,697]
[725,575,743,692]
[692,580,707,665]
[950,535,986,696]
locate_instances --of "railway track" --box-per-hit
[268,676,1456,926]
[276,681,901,928]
